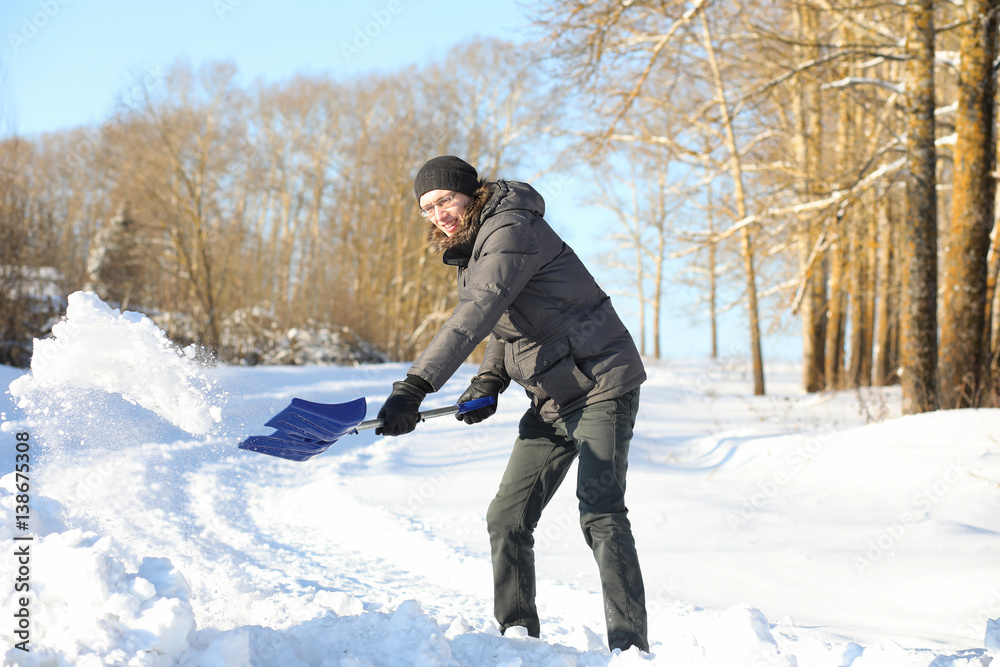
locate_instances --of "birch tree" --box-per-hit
[593,148,675,359]
[699,9,765,394]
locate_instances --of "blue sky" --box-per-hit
[0,0,533,134]
[0,0,797,363]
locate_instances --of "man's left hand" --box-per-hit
[456,373,503,424]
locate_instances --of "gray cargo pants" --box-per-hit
[485,387,648,652]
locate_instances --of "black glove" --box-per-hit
[376,375,431,436]
[456,373,504,424]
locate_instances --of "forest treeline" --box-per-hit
[537,0,999,413]
[2,2,998,414]
[0,39,558,367]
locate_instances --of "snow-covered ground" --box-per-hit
[2,292,1000,666]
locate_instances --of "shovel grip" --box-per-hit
[356,396,496,432]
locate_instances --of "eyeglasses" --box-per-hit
[418,193,459,218]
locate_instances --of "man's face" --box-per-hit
[418,189,471,237]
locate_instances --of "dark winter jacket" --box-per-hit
[408,180,646,422]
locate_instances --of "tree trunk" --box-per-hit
[939,0,999,408]
[706,186,718,359]
[652,236,664,360]
[652,187,666,360]
[793,2,826,392]
[863,205,877,385]
[873,190,897,386]
[900,0,939,414]
[847,213,871,388]
[633,183,647,357]
[700,11,765,394]
[825,229,846,390]
[826,45,854,392]
[986,209,1000,396]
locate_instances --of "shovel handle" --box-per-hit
[355,396,496,432]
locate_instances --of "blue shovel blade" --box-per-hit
[265,397,368,440]
[238,437,329,462]
[239,396,368,461]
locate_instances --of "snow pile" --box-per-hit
[8,292,221,435]
[183,595,660,666]
[695,605,792,666]
[194,600,468,667]
[0,474,196,667]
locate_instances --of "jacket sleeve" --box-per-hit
[478,334,511,390]
[408,217,539,391]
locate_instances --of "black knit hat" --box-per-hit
[413,156,479,201]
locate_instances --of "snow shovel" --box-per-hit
[238,395,496,462]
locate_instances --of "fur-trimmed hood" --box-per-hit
[426,180,547,257]
[426,182,492,253]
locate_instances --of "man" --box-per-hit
[376,155,649,652]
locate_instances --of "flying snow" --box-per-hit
[8,291,222,436]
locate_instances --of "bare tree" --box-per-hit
[698,9,765,394]
[106,61,249,351]
[0,137,62,366]
[791,1,827,392]
[899,0,939,414]
[534,0,775,391]
[593,147,675,359]
[872,183,900,387]
[939,0,999,408]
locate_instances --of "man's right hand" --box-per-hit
[376,376,430,436]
